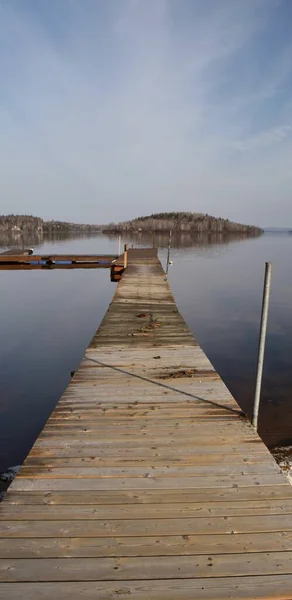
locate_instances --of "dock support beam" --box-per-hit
[124,244,128,269]
[252,262,272,430]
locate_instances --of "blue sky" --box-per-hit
[1,0,292,225]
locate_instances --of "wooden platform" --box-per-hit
[1,248,292,598]
[0,253,117,270]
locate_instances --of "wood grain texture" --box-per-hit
[10,474,287,491]
[1,532,292,559]
[1,248,291,598]
[2,499,292,520]
[5,486,292,505]
[2,514,292,538]
[1,578,292,600]
[2,552,292,581]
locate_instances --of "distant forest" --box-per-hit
[104,212,262,234]
[0,215,43,232]
[0,215,102,233]
[0,212,262,236]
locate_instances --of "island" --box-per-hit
[103,212,262,235]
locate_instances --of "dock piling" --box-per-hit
[252,261,272,429]
[166,229,172,276]
[123,244,128,269]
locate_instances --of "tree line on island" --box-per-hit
[105,212,262,234]
[0,212,262,236]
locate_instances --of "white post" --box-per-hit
[166,229,172,277]
[252,262,272,429]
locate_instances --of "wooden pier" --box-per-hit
[1,248,292,598]
[0,253,118,270]
[0,249,128,279]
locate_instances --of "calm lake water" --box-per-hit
[0,231,292,474]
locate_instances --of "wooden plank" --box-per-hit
[2,499,292,521]
[23,454,273,467]
[60,391,234,399]
[36,421,256,433]
[27,446,271,459]
[1,531,292,559]
[42,419,244,430]
[17,463,281,478]
[48,409,240,419]
[48,377,239,396]
[9,473,287,491]
[1,577,292,600]
[0,254,116,263]
[48,402,239,412]
[50,407,241,415]
[2,552,292,582]
[37,418,253,429]
[57,393,238,402]
[52,402,243,410]
[5,486,292,505]
[2,514,292,538]
[32,436,265,448]
[84,345,214,360]
[36,431,252,440]
[0,263,113,271]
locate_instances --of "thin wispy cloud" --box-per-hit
[232,125,292,151]
[0,0,291,225]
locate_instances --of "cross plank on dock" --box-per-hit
[1,247,292,599]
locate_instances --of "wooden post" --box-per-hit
[252,262,272,430]
[166,229,172,277]
[124,244,128,269]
